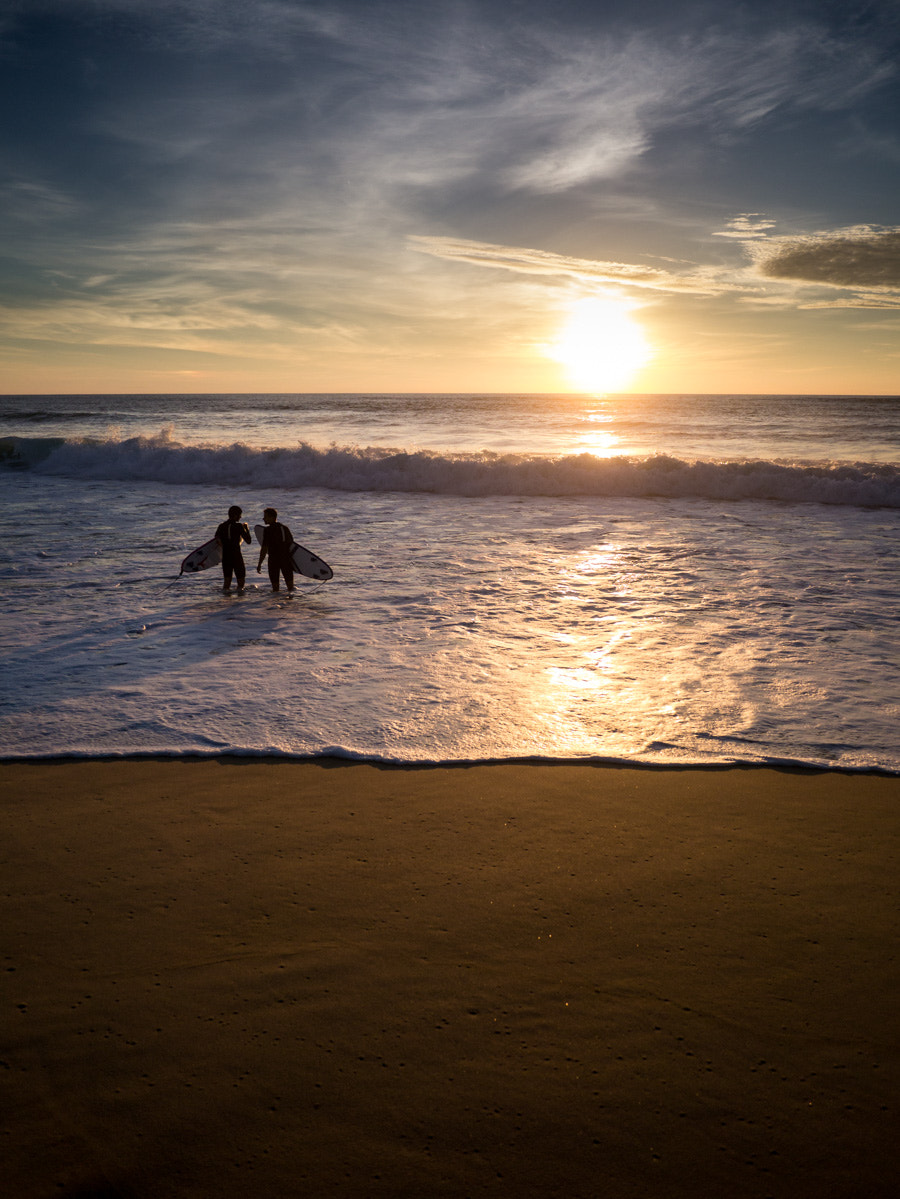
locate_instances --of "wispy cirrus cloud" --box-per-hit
[408,235,729,294]
[6,0,893,226]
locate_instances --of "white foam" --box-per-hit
[8,433,900,508]
[2,393,899,772]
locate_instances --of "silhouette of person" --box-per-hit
[257,507,295,593]
[215,505,251,592]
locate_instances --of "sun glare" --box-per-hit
[548,296,651,393]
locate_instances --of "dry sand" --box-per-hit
[2,759,897,1198]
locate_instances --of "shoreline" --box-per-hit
[3,759,898,1197]
[2,751,898,776]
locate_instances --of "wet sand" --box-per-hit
[2,759,897,1198]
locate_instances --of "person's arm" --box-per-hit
[241,523,251,544]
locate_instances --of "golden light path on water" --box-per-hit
[548,295,652,395]
[575,412,621,456]
[524,539,747,761]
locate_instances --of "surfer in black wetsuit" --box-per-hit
[215,505,252,592]
[257,507,294,593]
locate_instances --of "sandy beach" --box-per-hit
[2,759,897,1198]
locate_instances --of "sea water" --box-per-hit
[1,393,898,770]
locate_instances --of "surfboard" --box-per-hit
[179,537,222,574]
[255,524,333,581]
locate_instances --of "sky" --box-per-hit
[1,0,899,395]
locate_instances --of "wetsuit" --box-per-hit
[262,521,294,591]
[215,519,251,588]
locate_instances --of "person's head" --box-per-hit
[263,507,277,523]
[228,505,242,520]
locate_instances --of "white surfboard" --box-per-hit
[180,537,222,574]
[255,524,333,581]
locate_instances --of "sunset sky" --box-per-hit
[2,0,899,395]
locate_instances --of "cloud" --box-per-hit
[409,235,743,299]
[753,226,900,289]
[799,295,900,309]
[714,214,778,240]
[0,180,82,228]
[10,1,893,215]
[414,224,900,312]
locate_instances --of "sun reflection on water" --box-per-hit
[528,539,694,755]
[572,404,623,457]
[575,429,621,456]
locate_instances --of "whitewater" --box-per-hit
[5,433,900,506]
[1,392,898,770]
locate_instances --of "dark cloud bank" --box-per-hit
[759,227,900,290]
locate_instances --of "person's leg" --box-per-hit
[234,557,246,590]
[268,561,280,591]
[283,563,294,592]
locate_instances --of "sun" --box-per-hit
[547,296,651,392]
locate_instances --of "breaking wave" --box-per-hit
[3,432,899,507]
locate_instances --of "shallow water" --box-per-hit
[1,393,898,769]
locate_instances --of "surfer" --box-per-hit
[257,507,295,593]
[215,505,252,592]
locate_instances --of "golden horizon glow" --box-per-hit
[547,296,652,393]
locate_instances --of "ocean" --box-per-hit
[1,392,898,770]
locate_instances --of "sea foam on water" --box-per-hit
[1,392,897,770]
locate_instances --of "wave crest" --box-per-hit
[3,432,899,507]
